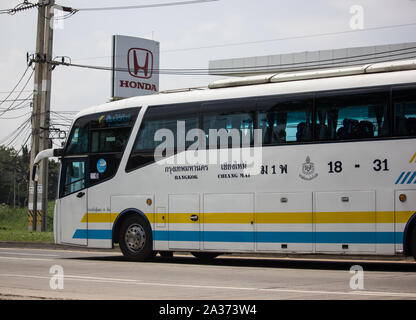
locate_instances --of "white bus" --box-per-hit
[34,60,416,261]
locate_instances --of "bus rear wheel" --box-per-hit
[119,215,153,261]
[411,226,416,260]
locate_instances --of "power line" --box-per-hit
[76,0,219,12]
[205,47,416,74]
[49,47,416,76]
[0,115,31,147]
[0,1,39,15]
[0,66,31,108]
[0,97,33,102]
[0,110,32,120]
[163,22,416,53]
[0,69,34,117]
[0,93,33,112]
[72,33,416,65]
[14,130,32,155]
[0,90,32,94]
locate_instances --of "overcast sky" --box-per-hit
[0,0,415,149]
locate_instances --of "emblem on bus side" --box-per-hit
[97,158,107,174]
[299,156,318,181]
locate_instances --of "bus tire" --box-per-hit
[411,225,416,261]
[119,215,153,261]
[191,252,221,261]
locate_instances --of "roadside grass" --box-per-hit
[0,202,55,243]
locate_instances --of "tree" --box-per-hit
[0,146,14,205]
[0,145,58,207]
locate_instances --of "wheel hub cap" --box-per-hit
[125,224,146,252]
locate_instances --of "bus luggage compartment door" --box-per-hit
[255,192,313,252]
[314,190,376,253]
[202,193,255,252]
[168,194,200,250]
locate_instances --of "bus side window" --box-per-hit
[202,112,254,148]
[63,160,86,196]
[393,87,416,137]
[200,99,256,149]
[257,97,313,144]
[90,128,132,153]
[133,117,199,151]
[126,103,200,172]
[316,90,390,141]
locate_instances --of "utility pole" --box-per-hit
[39,0,55,231]
[28,0,54,232]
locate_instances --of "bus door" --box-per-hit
[59,157,88,246]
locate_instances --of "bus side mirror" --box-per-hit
[53,148,64,157]
[31,148,63,181]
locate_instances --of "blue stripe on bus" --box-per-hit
[408,171,416,184]
[395,172,405,184]
[72,229,112,240]
[154,231,402,244]
[401,172,411,184]
[73,229,403,244]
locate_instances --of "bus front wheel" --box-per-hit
[119,215,153,261]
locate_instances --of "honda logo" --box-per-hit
[127,48,154,79]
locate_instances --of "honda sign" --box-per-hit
[112,35,160,98]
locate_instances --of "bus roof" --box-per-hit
[75,59,416,120]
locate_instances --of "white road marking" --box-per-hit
[0,273,416,298]
[0,251,59,257]
[0,256,56,262]
[0,247,118,255]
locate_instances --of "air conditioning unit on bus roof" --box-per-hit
[208,59,416,89]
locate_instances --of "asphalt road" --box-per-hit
[0,244,416,300]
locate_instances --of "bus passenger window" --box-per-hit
[90,128,131,153]
[316,91,389,141]
[203,112,254,148]
[393,87,416,136]
[257,98,313,144]
[134,117,199,151]
[127,103,200,172]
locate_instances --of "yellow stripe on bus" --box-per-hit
[80,211,415,224]
[409,152,416,163]
[395,211,415,224]
[256,212,312,224]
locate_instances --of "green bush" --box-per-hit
[0,202,55,242]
